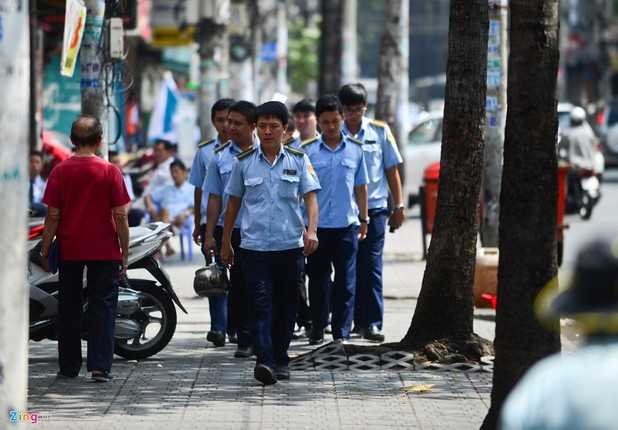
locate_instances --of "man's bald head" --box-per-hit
[70,114,103,147]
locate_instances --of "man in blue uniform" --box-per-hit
[301,94,369,345]
[220,101,320,385]
[339,83,405,342]
[203,101,257,359]
[188,98,235,348]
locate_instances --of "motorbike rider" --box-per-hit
[557,106,598,211]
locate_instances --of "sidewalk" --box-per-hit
[27,214,496,429]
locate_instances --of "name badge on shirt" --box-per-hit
[365,140,377,144]
[283,169,297,175]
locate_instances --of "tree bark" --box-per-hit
[482,1,561,428]
[319,0,343,96]
[375,0,399,125]
[402,0,488,346]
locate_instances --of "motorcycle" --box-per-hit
[565,167,601,220]
[28,222,188,360]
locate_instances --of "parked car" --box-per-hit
[404,111,443,207]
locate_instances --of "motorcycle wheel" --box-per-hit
[114,281,177,360]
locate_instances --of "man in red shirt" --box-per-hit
[40,114,131,382]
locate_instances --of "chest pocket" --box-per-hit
[340,158,357,181]
[280,174,300,200]
[244,177,265,203]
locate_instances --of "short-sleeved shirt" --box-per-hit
[204,140,258,229]
[142,156,174,197]
[342,117,403,209]
[150,181,194,219]
[43,156,131,261]
[225,144,321,251]
[188,137,223,224]
[301,132,368,228]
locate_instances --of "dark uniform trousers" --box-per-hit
[306,225,358,340]
[216,225,251,349]
[354,207,389,330]
[200,224,228,335]
[57,260,120,375]
[241,247,302,370]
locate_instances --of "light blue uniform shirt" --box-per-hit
[150,181,194,218]
[225,144,321,252]
[301,132,368,228]
[203,139,258,229]
[188,137,223,224]
[342,117,403,210]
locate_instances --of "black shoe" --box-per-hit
[254,364,277,385]
[234,345,254,358]
[308,336,324,346]
[292,326,307,340]
[91,371,113,382]
[350,326,365,339]
[228,333,238,344]
[275,365,290,380]
[364,325,385,342]
[207,330,226,347]
[56,372,78,379]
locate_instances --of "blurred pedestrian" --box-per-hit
[204,101,258,359]
[188,97,235,347]
[301,94,368,345]
[339,83,405,342]
[500,234,618,429]
[29,150,48,217]
[220,101,320,385]
[39,114,131,382]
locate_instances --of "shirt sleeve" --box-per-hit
[354,149,369,186]
[41,168,59,208]
[203,155,224,195]
[224,158,244,198]
[110,165,132,208]
[299,154,321,196]
[381,123,404,169]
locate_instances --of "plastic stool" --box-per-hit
[179,215,194,261]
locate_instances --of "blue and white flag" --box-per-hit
[147,71,180,143]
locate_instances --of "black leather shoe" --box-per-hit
[292,326,307,340]
[308,336,324,346]
[234,345,254,358]
[350,326,365,339]
[275,365,290,380]
[207,330,226,347]
[364,325,385,342]
[228,333,238,344]
[254,364,277,385]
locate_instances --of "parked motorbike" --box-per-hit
[28,222,188,360]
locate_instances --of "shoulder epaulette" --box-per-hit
[214,140,231,153]
[237,146,257,160]
[300,137,319,148]
[198,137,216,147]
[283,137,296,146]
[284,146,305,156]
[348,136,364,145]
[370,119,387,128]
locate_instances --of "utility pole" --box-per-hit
[0,1,31,424]
[81,0,109,159]
[341,0,357,85]
[481,0,508,247]
[197,0,229,139]
[319,0,343,95]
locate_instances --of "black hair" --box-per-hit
[154,139,175,152]
[29,149,43,158]
[229,100,257,124]
[315,94,344,118]
[338,83,368,106]
[170,159,187,171]
[292,98,316,113]
[70,114,103,146]
[254,101,289,125]
[211,98,236,120]
[108,150,119,157]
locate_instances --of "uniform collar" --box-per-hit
[343,117,369,139]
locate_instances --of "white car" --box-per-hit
[404,111,443,207]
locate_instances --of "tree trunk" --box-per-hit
[402,0,488,348]
[481,1,561,428]
[319,0,343,96]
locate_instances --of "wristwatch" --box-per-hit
[393,205,405,212]
[359,217,370,224]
